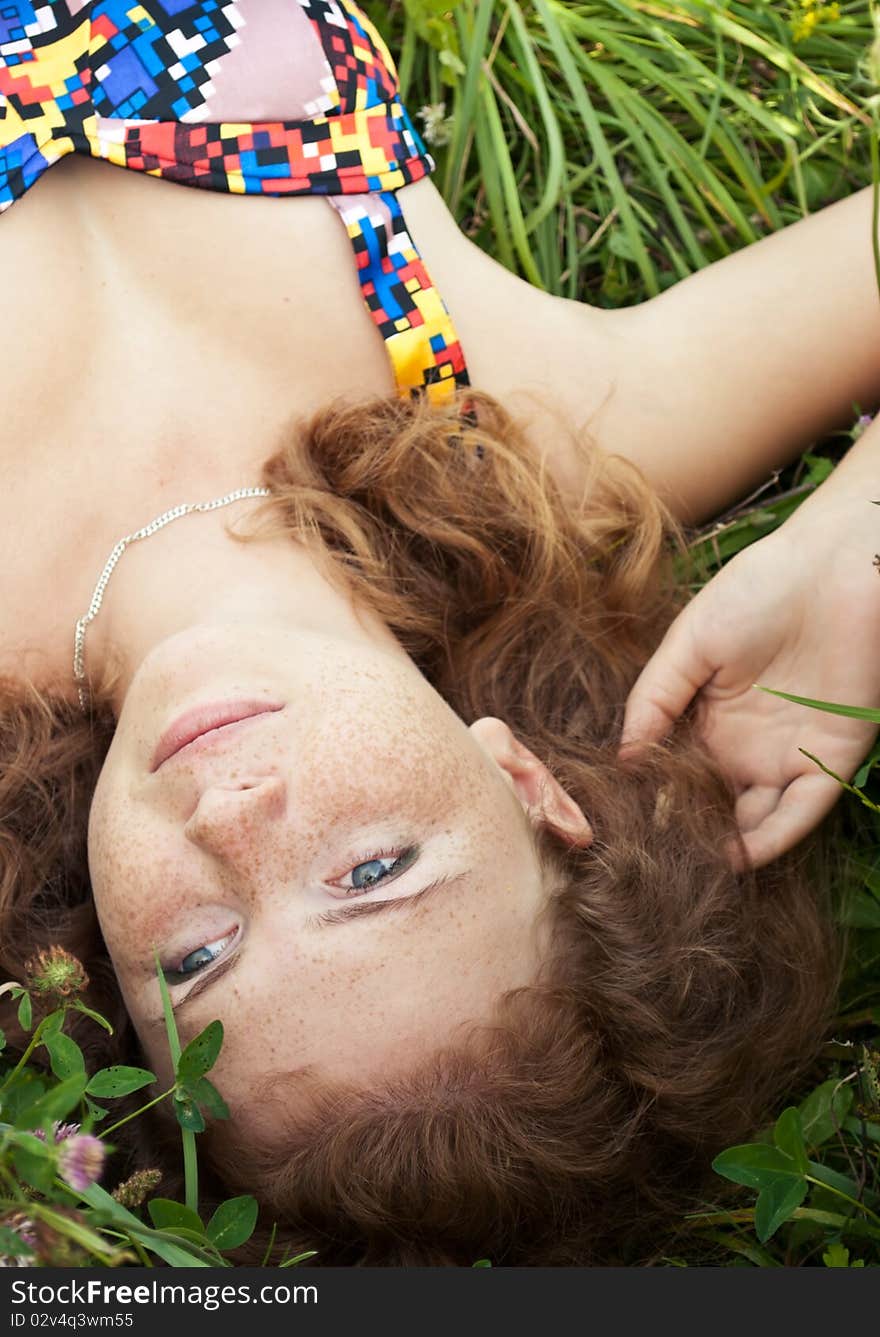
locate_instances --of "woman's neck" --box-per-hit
[86,497,404,717]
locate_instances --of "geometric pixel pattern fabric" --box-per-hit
[0,0,470,403]
[300,0,398,113]
[330,190,468,398]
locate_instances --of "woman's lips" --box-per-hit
[150,701,284,772]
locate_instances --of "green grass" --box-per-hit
[368,0,877,302]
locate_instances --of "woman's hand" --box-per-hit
[619,513,880,868]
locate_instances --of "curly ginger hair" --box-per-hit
[0,392,838,1265]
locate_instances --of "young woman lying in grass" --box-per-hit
[1,0,879,1265]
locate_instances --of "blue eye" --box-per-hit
[179,945,217,975]
[164,929,238,985]
[341,846,419,895]
[351,857,396,889]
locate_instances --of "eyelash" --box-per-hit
[162,845,420,985]
[330,845,419,897]
[162,926,238,986]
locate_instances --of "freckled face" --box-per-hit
[87,626,549,1138]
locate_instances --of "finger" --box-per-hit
[733,783,784,833]
[619,609,712,757]
[726,772,845,871]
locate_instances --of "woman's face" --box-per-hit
[88,624,590,1140]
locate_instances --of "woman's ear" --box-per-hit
[469,717,593,848]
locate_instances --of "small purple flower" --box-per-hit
[33,1122,81,1144]
[854,413,875,439]
[57,1135,106,1192]
[53,1123,81,1143]
[14,1220,36,1250]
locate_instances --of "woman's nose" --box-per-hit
[183,776,288,859]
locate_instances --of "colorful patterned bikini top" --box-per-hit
[0,1,470,403]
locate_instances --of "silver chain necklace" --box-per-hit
[73,486,271,712]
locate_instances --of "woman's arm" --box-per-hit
[601,185,880,524]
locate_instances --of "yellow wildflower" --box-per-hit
[791,0,841,43]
